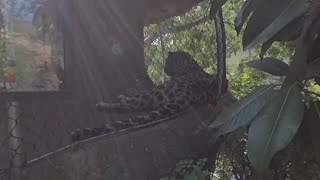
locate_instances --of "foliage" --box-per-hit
[160,158,212,180]
[246,57,290,76]
[1,0,319,178]
[229,63,266,98]
[146,0,320,178]
[209,85,277,141]
[247,84,304,172]
[206,0,320,178]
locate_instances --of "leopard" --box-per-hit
[71,51,228,142]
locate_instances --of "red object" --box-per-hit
[208,101,223,113]
[4,72,16,83]
[40,11,48,19]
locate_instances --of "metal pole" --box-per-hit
[7,101,23,180]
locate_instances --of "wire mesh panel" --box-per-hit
[0,0,224,179]
[0,0,66,179]
[0,93,78,180]
[0,101,9,180]
[7,101,23,180]
[144,0,216,85]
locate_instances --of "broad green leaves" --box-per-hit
[209,85,277,139]
[242,0,308,50]
[208,84,304,172]
[206,0,315,175]
[246,57,289,76]
[247,84,304,172]
[234,0,253,35]
[259,16,303,58]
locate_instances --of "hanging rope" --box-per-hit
[210,2,227,97]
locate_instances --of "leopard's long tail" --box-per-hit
[70,111,161,142]
[72,100,188,142]
[71,119,136,142]
[71,109,184,142]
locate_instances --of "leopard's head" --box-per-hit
[164,51,203,78]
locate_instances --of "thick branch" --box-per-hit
[212,7,227,96]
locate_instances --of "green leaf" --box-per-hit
[234,0,254,35]
[304,102,320,163]
[306,58,320,84]
[243,0,308,50]
[246,57,290,76]
[259,16,303,59]
[259,40,273,59]
[208,85,277,139]
[247,84,304,172]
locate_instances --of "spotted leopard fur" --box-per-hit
[71,51,228,142]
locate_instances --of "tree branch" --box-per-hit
[212,6,227,96]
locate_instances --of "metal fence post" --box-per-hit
[7,101,24,180]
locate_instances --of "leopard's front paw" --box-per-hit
[71,128,99,142]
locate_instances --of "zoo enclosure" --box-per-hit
[0,0,225,179]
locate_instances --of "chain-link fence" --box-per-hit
[144,0,218,85]
[0,0,225,179]
[0,94,84,179]
[0,0,67,179]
